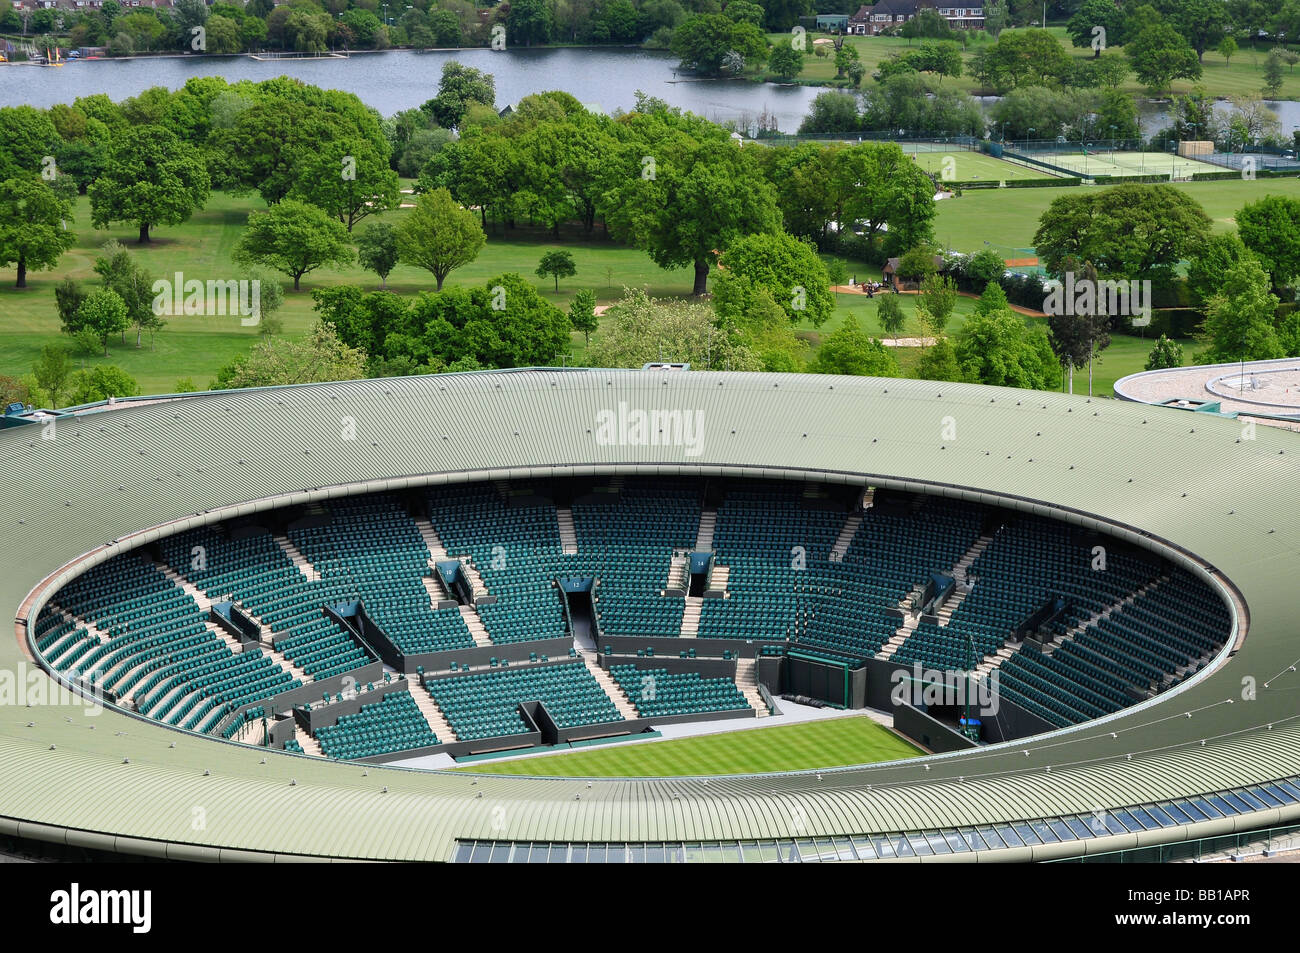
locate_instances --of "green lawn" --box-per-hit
[0,188,697,393]
[775,28,1300,102]
[934,177,1300,254]
[455,715,922,776]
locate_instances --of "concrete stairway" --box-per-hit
[734,657,769,717]
[707,564,729,595]
[829,512,862,562]
[1043,573,1169,657]
[877,611,919,660]
[295,727,324,758]
[695,507,717,551]
[408,679,458,742]
[556,506,578,554]
[666,551,690,590]
[680,596,702,637]
[458,604,491,647]
[155,561,214,611]
[583,657,639,719]
[157,560,314,685]
[274,534,320,582]
[45,604,115,667]
[460,559,489,600]
[862,487,875,509]
[422,573,448,610]
[414,517,450,561]
[973,639,1025,678]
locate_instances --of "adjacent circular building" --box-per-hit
[3,368,1298,863]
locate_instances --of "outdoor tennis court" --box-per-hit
[1026,149,1222,179]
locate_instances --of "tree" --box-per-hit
[356,221,400,289]
[1186,231,1253,306]
[586,288,760,370]
[1236,196,1300,291]
[1264,51,1285,97]
[55,278,88,337]
[1033,185,1212,285]
[233,199,355,291]
[93,240,160,348]
[421,62,495,130]
[714,231,834,327]
[396,188,485,292]
[604,119,781,295]
[288,137,400,232]
[876,293,906,337]
[504,0,551,45]
[1125,6,1202,91]
[798,91,861,134]
[810,316,900,378]
[1201,258,1283,363]
[896,245,939,284]
[243,267,285,337]
[0,177,75,288]
[825,259,847,301]
[214,322,369,388]
[768,40,804,82]
[964,248,1007,288]
[0,106,59,184]
[75,288,130,356]
[569,288,598,346]
[670,13,767,76]
[536,249,577,291]
[914,335,963,381]
[88,125,210,243]
[67,365,139,404]
[973,280,1011,315]
[1066,0,1126,57]
[1217,35,1237,65]
[954,308,1061,390]
[1145,334,1184,370]
[1166,0,1227,62]
[31,344,73,408]
[917,273,957,335]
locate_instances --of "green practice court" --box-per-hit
[907,149,1056,183]
[1021,149,1223,180]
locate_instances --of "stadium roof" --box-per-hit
[3,368,1299,861]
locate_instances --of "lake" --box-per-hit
[0,47,825,133]
[3,48,1296,139]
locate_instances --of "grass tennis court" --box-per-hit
[907,150,1054,183]
[1023,150,1222,180]
[455,715,923,777]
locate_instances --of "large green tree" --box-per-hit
[0,177,75,288]
[603,110,781,295]
[1235,196,1300,292]
[75,288,130,356]
[214,321,369,388]
[1125,5,1202,91]
[233,199,355,290]
[1033,184,1212,284]
[421,62,496,130]
[396,188,486,291]
[955,308,1061,390]
[713,231,834,328]
[669,13,767,76]
[288,137,400,232]
[89,124,210,243]
[586,288,760,370]
[1201,258,1283,363]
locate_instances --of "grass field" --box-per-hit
[933,177,1300,253]
[908,149,1049,182]
[455,715,922,776]
[773,28,1300,103]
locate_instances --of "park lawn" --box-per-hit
[455,714,921,777]
[933,177,1300,255]
[775,28,1300,102]
[0,189,695,393]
